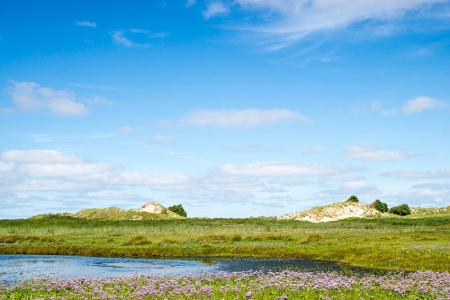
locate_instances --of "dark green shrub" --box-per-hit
[346,195,359,203]
[168,204,187,217]
[389,204,411,216]
[372,199,389,213]
[231,234,242,242]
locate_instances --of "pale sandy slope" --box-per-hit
[278,201,387,223]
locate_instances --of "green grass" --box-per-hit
[0,214,449,271]
[1,287,439,300]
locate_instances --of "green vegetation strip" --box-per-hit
[0,215,449,272]
[2,270,449,299]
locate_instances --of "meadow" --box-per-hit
[2,270,449,299]
[0,214,449,272]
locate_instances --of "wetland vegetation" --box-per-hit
[0,212,449,272]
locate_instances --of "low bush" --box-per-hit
[389,204,411,216]
[372,200,389,213]
[346,195,359,203]
[231,235,242,242]
[168,204,187,217]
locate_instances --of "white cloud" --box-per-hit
[412,182,450,191]
[0,149,346,211]
[223,0,442,50]
[86,96,113,105]
[153,134,174,142]
[112,31,137,47]
[401,96,444,114]
[181,108,311,127]
[7,81,88,115]
[75,21,97,28]
[217,162,330,177]
[111,172,189,186]
[346,144,406,161]
[129,29,167,39]
[372,96,445,116]
[18,162,113,180]
[0,162,14,173]
[14,179,96,192]
[1,150,114,181]
[203,1,230,19]
[111,29,166,48]
[2,148,446,218]
[384,168,450,180]
[1,149,80,163]
[0,149,189,190]
[85,190,139,201]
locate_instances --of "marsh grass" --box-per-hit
[0,234,56,244]
[124,236,152,246]
[300,233,324,244]
[0,215,449,271]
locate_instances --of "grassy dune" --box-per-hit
[0,214,449,272]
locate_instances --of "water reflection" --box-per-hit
[0,255,374,285]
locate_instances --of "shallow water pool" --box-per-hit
[0,255,373,285]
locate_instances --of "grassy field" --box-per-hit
[3,270,449,299]
[0,214,449,272]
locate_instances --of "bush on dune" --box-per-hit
[389,204,411,216]
[168,204,187,217]
[372,199,389,213]
[345,195,359,203]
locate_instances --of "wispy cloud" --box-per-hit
[7,81,88,116]
[186,0,196,7]
[129,28,168,38]
[346,144,406,161]
[200,0,444,50]
[180,108,312,127]
[112,31,140,48]
[203,1,229,19]
[216,161,331,177]
[75,20,97,28]
[401,96,444,114]
[111,29,167,48]
[372,96,445,116]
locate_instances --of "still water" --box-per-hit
[0,255,371,285]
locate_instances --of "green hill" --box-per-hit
[31,202,184,221]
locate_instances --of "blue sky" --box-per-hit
[1,0,450,218]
